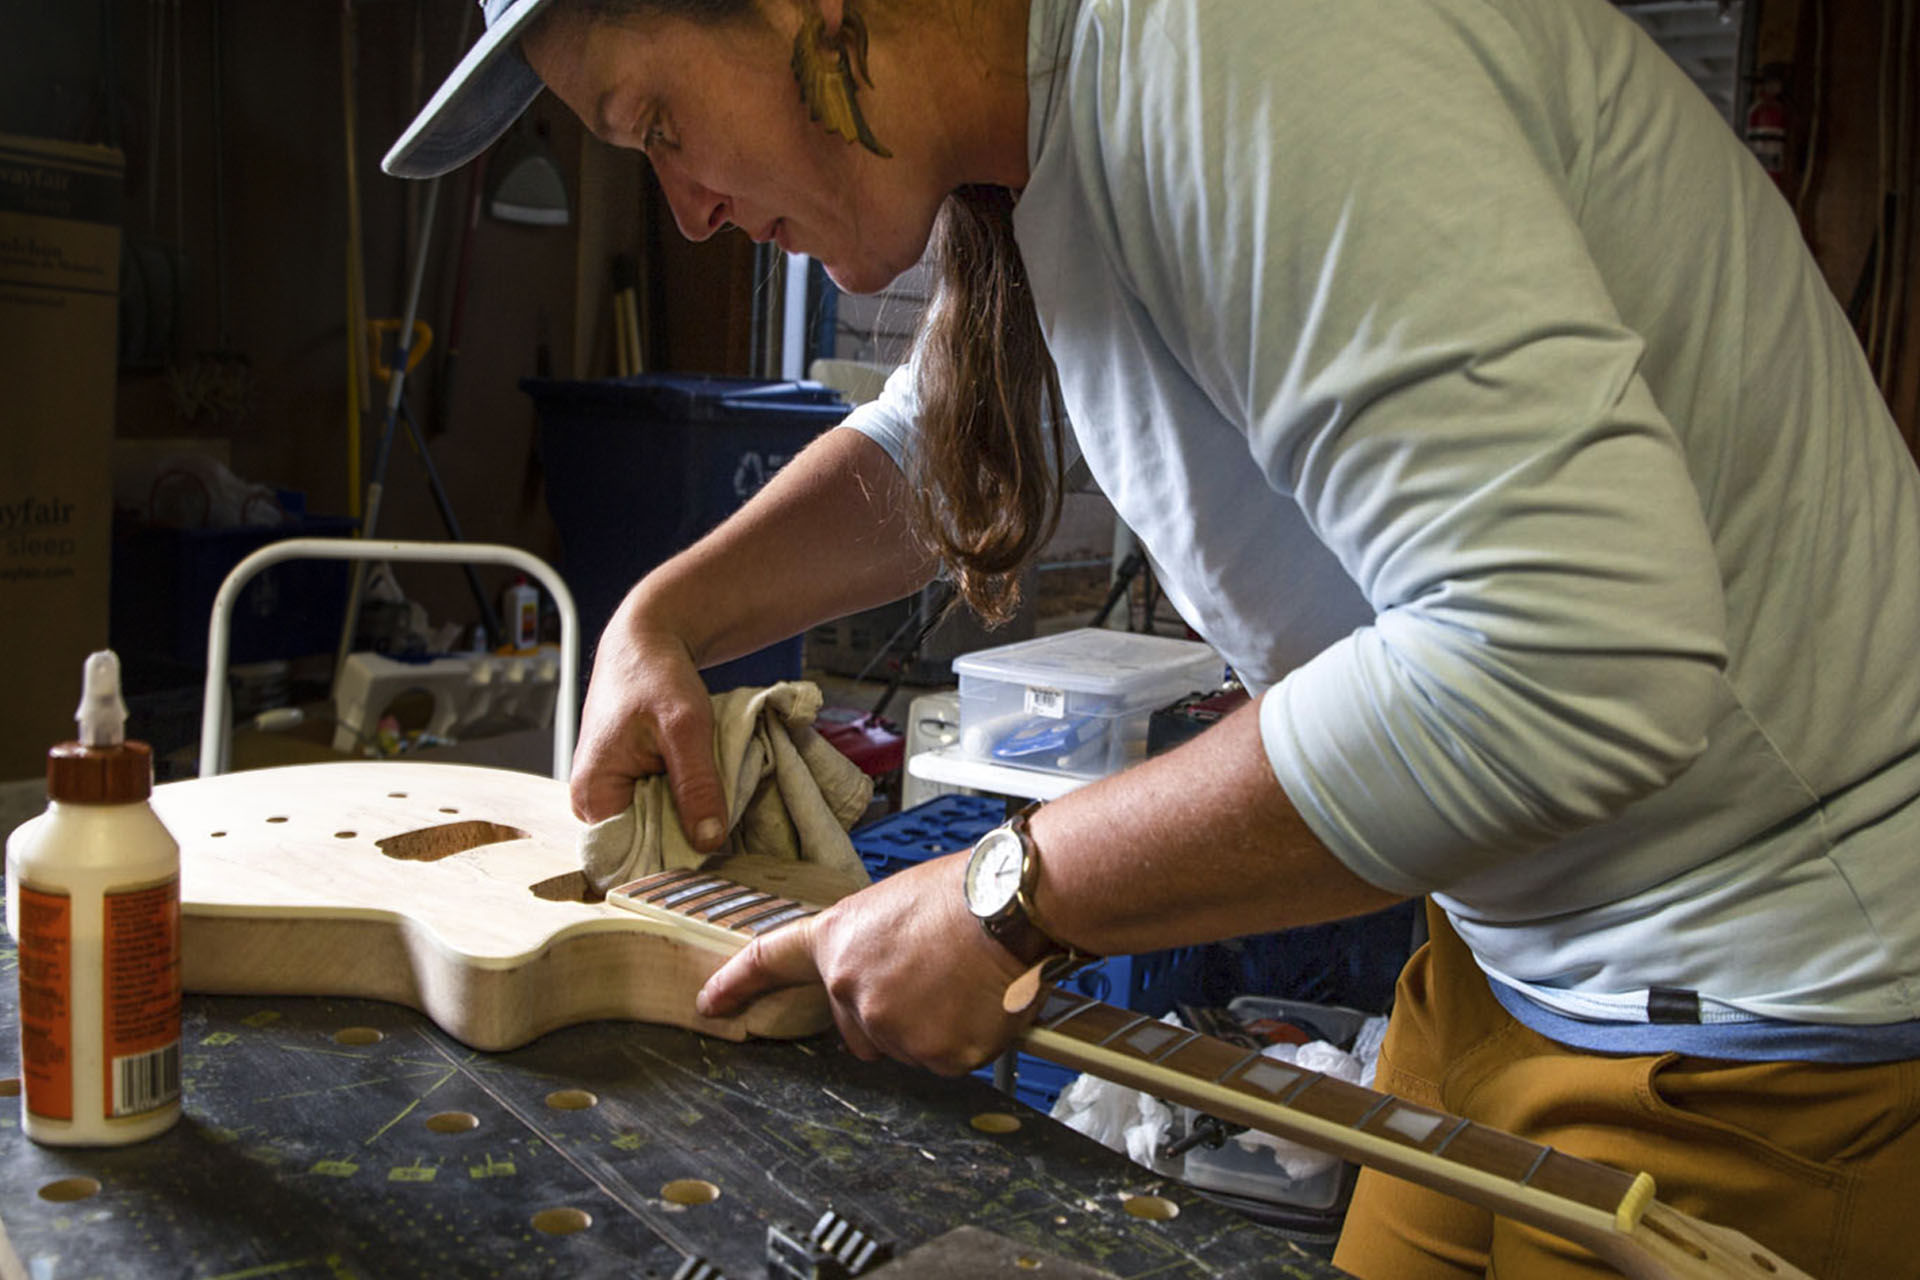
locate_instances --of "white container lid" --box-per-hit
[952,627,1222,698]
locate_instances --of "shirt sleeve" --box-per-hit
[834,358,922,470]
[1085,1,1730,893]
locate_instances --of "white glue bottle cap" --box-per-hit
[75,650,128,749]
[50,649,151,805]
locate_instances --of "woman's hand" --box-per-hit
[697,855,1035,1074]
[569,602,727,845]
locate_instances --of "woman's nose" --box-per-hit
[659,171,728,242]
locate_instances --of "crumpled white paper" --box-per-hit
[1227,1036,1370,1182]
[1048,1011,1392,1186]
[1049,1014,1183,1166]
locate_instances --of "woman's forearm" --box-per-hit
[621,426,939,668]
[1028,697,1405,956]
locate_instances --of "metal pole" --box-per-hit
[207,539,579,780]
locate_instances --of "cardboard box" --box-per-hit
[0,135,124,779]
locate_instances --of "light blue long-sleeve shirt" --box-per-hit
[847,0,1920,1029]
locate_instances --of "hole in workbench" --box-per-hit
[376,819,527,863]
[439,807,459,814]
[970,1111,1022,1134]
[334,831,357,839]
[661,1179,720,1207]
[545,1089,598,1111]
[39,1177,101,1203]
[333,1027,384,1046]
[266,816,288,824]
[388,792,408,798]
[210,831,226,838]
[426,1111,479,1134]
[1122,1194,1179,1222]
[532,1207,592,1235]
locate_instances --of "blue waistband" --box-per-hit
[1489,978,1920,1063]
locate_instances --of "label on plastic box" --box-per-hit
[1023,684,1066,719]
[102,878,181,1117]
[18,884,74,1121]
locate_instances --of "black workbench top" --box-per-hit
[1,937,1349,1279]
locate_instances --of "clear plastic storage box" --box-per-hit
[953,628,1223,779]
[1168,998,1373,1211]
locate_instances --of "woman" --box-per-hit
[384,1,1920,1274]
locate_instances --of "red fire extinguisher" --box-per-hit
[1745,63,1793,197]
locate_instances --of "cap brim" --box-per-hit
[382,0,558,179]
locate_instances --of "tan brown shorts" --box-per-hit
[1332,901,1920,1280]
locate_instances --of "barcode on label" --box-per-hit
[113,1042,180,1116]
[1023,685,1066,718]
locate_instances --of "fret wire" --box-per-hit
[1430,1116,1472,1157]
[634,866,704,889]
[672,884,747,911]
[741,906,814,934]
[1149,1029,1202,1062]
[1278,1071,1320,1106]
[1214,1049,1265,1085]
[694,890,764,919]
[627,868,704,898]
[633,867,701,889]
[1517,1144,1553,1187]
[647,876,722,904]
[1354,1095,1394,1129]
[610,876,669,899]
[707,894,776,924]
[1040,995,1102,1030]
[1097,1014,1153,1047]
[657,879,730,909]
[730,900,804,930]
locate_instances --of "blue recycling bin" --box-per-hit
[522,374,852,695]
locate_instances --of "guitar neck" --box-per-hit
[607,869,1811,1280]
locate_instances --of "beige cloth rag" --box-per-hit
[578,680,874,895]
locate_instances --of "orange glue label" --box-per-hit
[102,879,181,1117]
[18,885,74,1122]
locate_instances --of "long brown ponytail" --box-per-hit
[911,184,1067,625]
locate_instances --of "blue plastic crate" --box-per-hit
[1058,947,1202,1018]
[525,375,848,695]
[850,794,1006,880]
[976,1052,1078,1114]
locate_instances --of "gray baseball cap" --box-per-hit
[382,0,560,179]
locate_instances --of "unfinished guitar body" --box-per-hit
[156,762,859,1051]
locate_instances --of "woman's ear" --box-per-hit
[789,0,892,156]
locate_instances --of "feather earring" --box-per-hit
[790,6,892,158]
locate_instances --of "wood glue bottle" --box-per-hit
[5,650,182,1145]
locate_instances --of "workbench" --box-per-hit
[0,930,1349,1279]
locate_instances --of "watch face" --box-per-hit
[965,828,1025,919]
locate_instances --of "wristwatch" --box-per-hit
[962,805,1098,977]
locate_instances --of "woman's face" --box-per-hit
[523,2,948,294]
